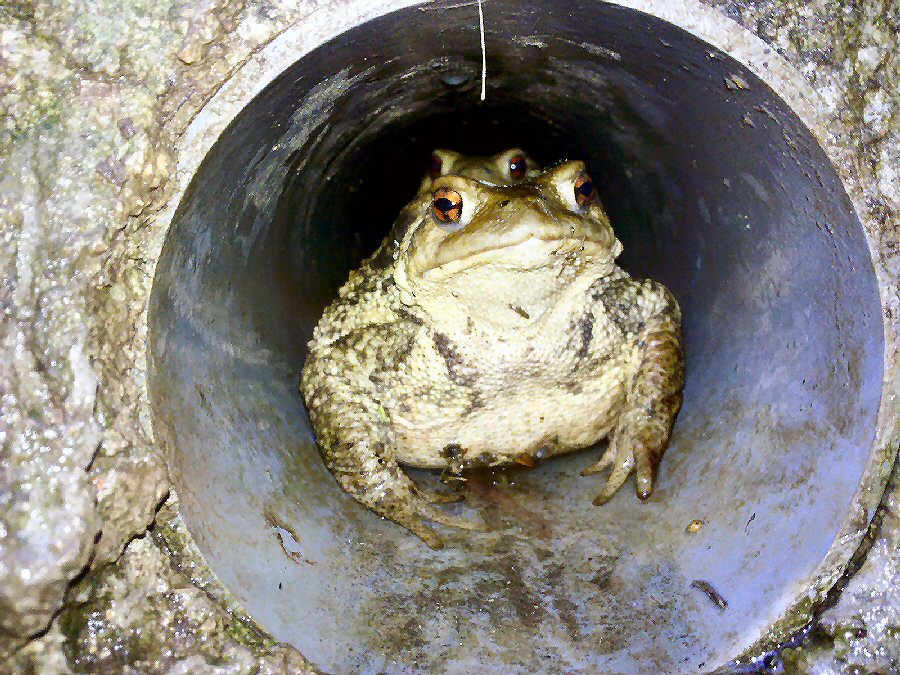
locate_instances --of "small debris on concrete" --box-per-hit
[692,579,729,611]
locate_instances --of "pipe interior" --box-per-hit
[148,2,884,672]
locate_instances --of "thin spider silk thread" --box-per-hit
[478,0,486,101]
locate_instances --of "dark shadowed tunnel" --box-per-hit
[147,1,884,671]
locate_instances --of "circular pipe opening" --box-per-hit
[149,2,884,671]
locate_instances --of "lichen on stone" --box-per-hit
[40,495,310,674]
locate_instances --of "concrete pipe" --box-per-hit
[142,1,890,672]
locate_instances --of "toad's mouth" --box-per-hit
[418,234,611,277]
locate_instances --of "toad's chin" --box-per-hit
[415,238,614,327]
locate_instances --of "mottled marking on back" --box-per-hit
[432,331,472,386]
[575,312,594,358]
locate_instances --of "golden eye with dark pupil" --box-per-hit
[509,155,528,180]
[574,173,595,206]
[428,154,443,179]
[433,188,463,223]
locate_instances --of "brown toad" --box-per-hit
[300,157,684,549]
[418,147,540,194]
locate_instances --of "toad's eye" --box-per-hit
[508,154,528,180]
[574,172,595,207]
[433,187,463,224]
[428,154,443,179]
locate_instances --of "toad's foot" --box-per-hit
[583,322,683,504]
[302,360,485,549]
[585,407,678,505]
[583,411,646,505]
[332,440,485,550]
[581,434,633,505]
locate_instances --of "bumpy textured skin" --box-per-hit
[300,157,684,549]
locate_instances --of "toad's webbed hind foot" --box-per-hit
[330,439,485,550]
[302,361,484,549]
[370,470,485,550]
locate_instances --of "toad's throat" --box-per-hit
[418,235,609,276]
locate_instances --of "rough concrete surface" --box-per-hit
[0,0,896,672]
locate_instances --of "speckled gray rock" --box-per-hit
[0,0,897,671]
[816,475,900,671]
[781,470,900,673]
[7,497,310,673]
[0,0,313,661]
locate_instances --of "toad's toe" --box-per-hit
[415,485,465,504]
[396,514,445,550]
[591,452,635,505]
[417,500,487,532]
[580,442,616,476]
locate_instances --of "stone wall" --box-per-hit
[0,0,897,671]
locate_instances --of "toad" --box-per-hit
[300,154,684,548]
[418,147,540,194]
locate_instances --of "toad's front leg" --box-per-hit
[583,279,684,504]
[301,355,482,549]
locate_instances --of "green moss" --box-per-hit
[151,501,280,653]
[57,604,87,660]
[730,595,817,667]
